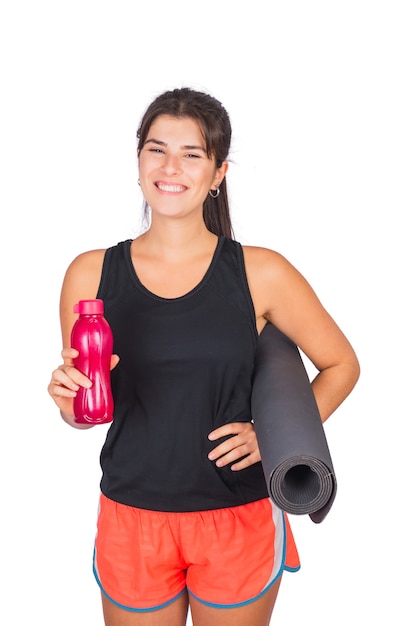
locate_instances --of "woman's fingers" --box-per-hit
[110,354,120,370]
[208,422,261,470]
[47,364,90,417]
[48,352,119,413]
[61,346,79,363]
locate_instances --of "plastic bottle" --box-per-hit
[71,299,114,424]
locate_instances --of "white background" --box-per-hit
[1,1,416,624]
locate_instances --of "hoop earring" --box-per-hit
[209,185,220,198]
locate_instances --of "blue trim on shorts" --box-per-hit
[281,508,301,574]
[187,574,280,609]
[92,548,187,613]
[187,509,300,609]
[188,563,300,609]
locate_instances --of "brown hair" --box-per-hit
[137,87,233,239]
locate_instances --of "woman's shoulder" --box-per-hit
[241,244,295,276]
[66,247,107,275]
[241,243,310,310]
[61,247,108,299]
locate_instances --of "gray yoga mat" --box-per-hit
[251,323,337,523]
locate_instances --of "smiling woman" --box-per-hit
[136,88,233,239]
[138,115,228,224]
[47,86,360,626]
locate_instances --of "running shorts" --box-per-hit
[93,493,300,611]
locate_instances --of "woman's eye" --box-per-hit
[149,148,164,154]
[185,153,200,159]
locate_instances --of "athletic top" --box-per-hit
[96,236,269,512]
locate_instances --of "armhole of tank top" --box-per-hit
[96,241,131,299]
[234,241,258,338]
[96,246,112,300]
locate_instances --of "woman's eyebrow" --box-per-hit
[143,138,166,146]
[144,138,206,151]
[182,144,206,151]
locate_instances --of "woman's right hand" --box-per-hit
[48,349,120,428]
[47,347,93,428]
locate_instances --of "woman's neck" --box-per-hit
[137,219,217,259]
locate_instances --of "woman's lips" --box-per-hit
[155,182,187,193]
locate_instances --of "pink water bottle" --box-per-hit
[71,299,114,424]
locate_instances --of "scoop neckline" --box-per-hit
[124,236,225,302]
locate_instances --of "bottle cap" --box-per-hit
[73,299,104,315]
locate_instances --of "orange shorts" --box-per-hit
[93,493,300,611]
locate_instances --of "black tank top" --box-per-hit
[97,236,268,511]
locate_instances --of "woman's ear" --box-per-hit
[215,160,229,187]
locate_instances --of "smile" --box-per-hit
[156,182,187,193]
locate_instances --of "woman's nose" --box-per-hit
[162,154,182,175]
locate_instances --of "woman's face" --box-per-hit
[138,115,227,219]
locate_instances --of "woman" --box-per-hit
[48,87,360,626]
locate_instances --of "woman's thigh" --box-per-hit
[188,576,282,626]
[101,591,189,626]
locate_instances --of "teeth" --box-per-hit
[157,183,185,192]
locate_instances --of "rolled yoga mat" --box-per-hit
[251,323,337,523]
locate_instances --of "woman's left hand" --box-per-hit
[207,422,261,471]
